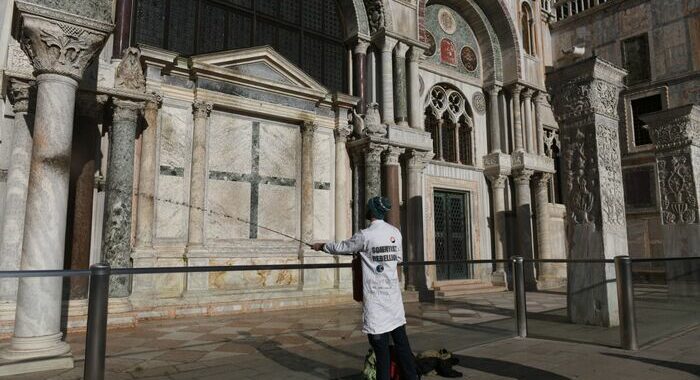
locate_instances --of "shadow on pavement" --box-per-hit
[453,354,571,380]
[602,353,700,377]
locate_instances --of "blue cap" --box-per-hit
[367,196,392,219]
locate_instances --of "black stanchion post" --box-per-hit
[615,255,639,350]
[512,256,527,338]
[84,263,111,380]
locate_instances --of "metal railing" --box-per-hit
[0,255,699,379]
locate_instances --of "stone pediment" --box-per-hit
[189,46,328,98]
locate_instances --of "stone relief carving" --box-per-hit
[472,92,486,115]
[20,15,107,81]
[596,123,626,226]
[192,100,213,119]
[563,128,597,225]
[649,116,699,150]
[7,39,34,75]
[657,154,698,224]
[364,0,385,33]
[7,79,36,114]
[355,103,387,138]
[115,47,146,92]
[406,150,434,170]
[488,174,507,189]
[550,78,621,123]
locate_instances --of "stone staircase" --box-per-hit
[433,279,506,298]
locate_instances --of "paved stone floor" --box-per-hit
[3,287,699,379]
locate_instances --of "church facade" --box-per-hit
[0,0,698,373]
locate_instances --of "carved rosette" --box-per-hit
[7,79,36,114]
[19,14,108,81]
[192,100,213,119]
[383,146,404,166]
[657,154,698,224]
[115,47,146,92]
[472,92,486,115]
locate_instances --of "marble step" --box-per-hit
[432,279,483,291]
[436,284,506,298]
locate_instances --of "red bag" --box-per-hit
[389,347,402,380]
[352,254,363,302]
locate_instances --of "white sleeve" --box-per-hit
[323,232,365,255]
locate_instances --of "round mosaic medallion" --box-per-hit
[424,32,436,56]
[461,46,478,72]
[437,7,457,35]
[472,92,486,115]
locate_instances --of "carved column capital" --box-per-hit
[510,84,524,96]
[487,174,508,190]
[534,92,548,105]
[354,40,371,55]
[192,100,213,119]
[486,85,502,96]
[7,79,36,114]
[334,125,352,143]
[394,41,410,58]
[406,150,434,171]
[364,143,387,166]
[535,172,553,188]
[408,46,424,63]
[113,99,144,124]
[19,14,108,81]
[145,91,163,111]
[513,169,534,185]
[301,120,318,137]
[377,35,398,53]
[522,88,535,99]
[383,146,405,166]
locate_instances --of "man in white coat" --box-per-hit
[313,196,418,380]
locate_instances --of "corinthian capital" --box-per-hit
[19,14,108,81]
[383,146,405,166]
[406,150,434,171]
[365,143,387,166]
[301,120,318,137]
[192,100,213,119]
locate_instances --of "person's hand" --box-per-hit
[312,242,325,251]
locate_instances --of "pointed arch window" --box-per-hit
[521,2,536,56]
[425,85,474,166]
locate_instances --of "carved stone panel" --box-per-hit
[657,153,698,225]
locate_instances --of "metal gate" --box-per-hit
[434,190,472,281]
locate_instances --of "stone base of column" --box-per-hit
[491,270,507,287]
[0,353,73,377]
[0,333,73,376]
[536,275,567,290]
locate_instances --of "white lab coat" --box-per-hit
[324,220,406,335]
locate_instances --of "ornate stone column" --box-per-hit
[547,57,628,327]
[487,174,507,285]
[522,88,535,153]
[378,36,398,125]
[102,48,147,297]
[534,93,547,155]
[513,169,537,290]
[436,119,445,161]
[300,121,317,245]
[393,42,409,127]
[512,85,524,152]
[405,150,433,293]
[383,146,404,228]
[353,40,370,114]
[0,80,35,301]
[351,151,363,233]
[134,93,162,249]
[4,7,110,367]
[488,85,502,153]
[642,105,700,297]
[408,47,424,130]
[186,100,213,249]
[102,99,144,297]
[365,143,387,204]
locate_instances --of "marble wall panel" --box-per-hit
[314,189,331,241]
[653,20,690,77]
[154,257,186,297]
[258,121,299,179]
[206,181,251,241]
[208,112,252,174]
[313,131,333,183]
[155,104,191,241]
[208,257,299,290]
[313,131,333,241]
[258,184,298,241]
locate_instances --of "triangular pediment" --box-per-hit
[189,46,328,97]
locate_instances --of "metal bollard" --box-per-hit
[84,263,111,380]
[512,256,528,338]
[615,255,639,350]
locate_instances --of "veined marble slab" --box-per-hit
[208,257,300,290]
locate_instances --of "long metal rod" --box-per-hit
[235,217,312,247]
[512,256,528,338]
[615,255,639,350]
[84,263,111,380]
